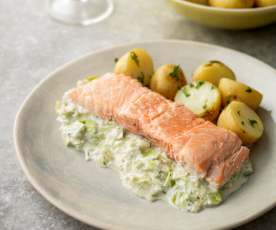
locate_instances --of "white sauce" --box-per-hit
[56,93,253,212]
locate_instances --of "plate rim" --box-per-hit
[13,39,276,230]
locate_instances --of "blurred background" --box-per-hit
[1,0,275,229]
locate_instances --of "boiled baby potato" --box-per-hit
[217,101,264,145]
[114,48,154,86]
[175,80,221,121]
[150,64,187,100]
[209,0,254,8]
[192,60,236,86]
[256,0,276,7]
[219,78,263,110]
[186,0,209,5]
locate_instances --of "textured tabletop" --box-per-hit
[1,0,276,229]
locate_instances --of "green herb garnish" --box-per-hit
[249,119,257,127]
[130,51,139,66]
[77,75,97,86]
[237,110,241,116]
[170,180,176,187]
[241,121,245,126]
[208,192,222,205]
[243,169,253,177]
[183,87,190,97]
[137,72,145,84]
[205,60,221,67]
[114,57,119,63]
[202,99,208,110]
[85,76,97,81]
[169,65,180,80]
[141,148,156,157]
[246,87,252,93]
[195,81,204,89]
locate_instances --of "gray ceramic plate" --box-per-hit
[14,40,276,230]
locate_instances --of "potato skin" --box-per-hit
[192,60,236,86]
[175,81,221,121]
[186,0,209,5]
[209,0,254,8]
[150,64,187,100]
[219,78,263,110]
[255,0,276,7]
[114,48,154,86]
[217,101,264,145]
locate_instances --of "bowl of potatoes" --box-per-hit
[169,0,276,29]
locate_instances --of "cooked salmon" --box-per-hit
[68,73,250,187]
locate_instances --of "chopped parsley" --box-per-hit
[114,57,119,63]
[237,110,241,116]
[246,87,252,93]
[183,88,190,97]
[202,99,208,110]
[225,95,237,105]
[195,81,204,89]
[211,85,215,90]
[189,83,194,88]
[241,121,245,126]
[169,65,180,80]
[205,60,221,67]
[77,75,97,86]
[85,76,97,81]
[137,72,145,84]
[249,119,257,127]
[243,170,253,177]
[141,148,155,157]
[209,60,221,64]
[170,180,176,187]
[130,51,139,66]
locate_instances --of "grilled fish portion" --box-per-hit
[68,73,250,187]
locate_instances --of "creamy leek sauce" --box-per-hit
[56,92,253,212]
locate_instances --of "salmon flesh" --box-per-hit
[68,73,250,188]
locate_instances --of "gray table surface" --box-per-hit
[1,0,276,229]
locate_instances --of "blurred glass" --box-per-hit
[48,0,114,26]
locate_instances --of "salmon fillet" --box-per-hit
[68,73,250,187]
